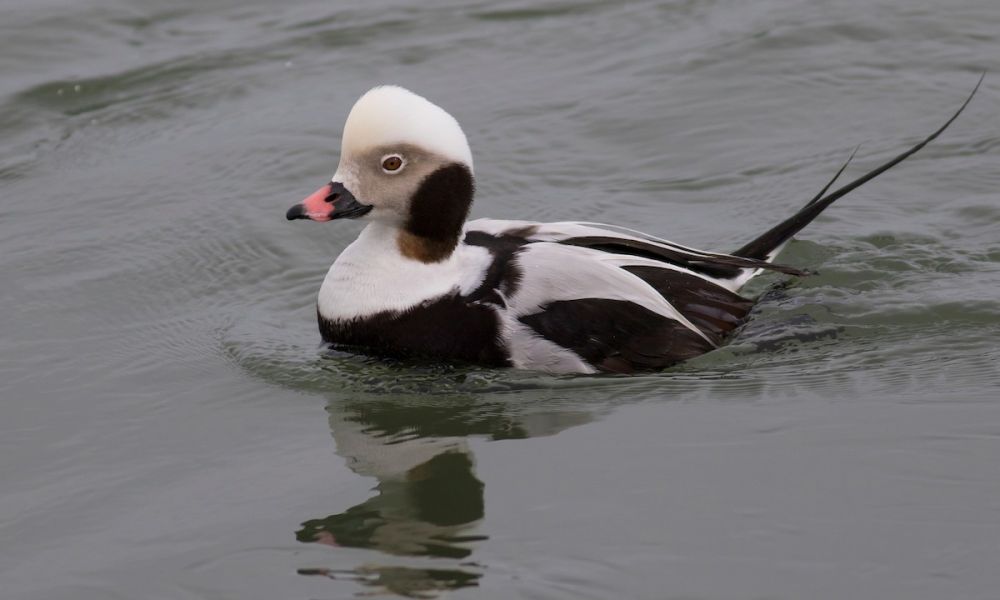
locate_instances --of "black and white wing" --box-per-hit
[464,220,764,374]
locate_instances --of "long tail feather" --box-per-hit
[805,145,860,209]
[734,73,984,262]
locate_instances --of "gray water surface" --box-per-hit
[3,1,1000,598]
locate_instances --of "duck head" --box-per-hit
[287,86,475,262]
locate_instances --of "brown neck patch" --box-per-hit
[397,230,460,263]
[401,163,474,263]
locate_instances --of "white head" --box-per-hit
[287,86,476,262]
[340,85,473,172]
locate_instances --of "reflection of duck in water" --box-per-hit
[298,427,485,559]
[296,391,592,597]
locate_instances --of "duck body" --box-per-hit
[318,216,769,374]
[287,83,979,375]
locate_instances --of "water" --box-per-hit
[2,0,999,598]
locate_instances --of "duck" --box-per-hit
[286,79,980,375]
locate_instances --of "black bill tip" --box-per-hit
[286,204,306,220]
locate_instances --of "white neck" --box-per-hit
[317,221,491,321]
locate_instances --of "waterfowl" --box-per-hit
[286,79,980,374]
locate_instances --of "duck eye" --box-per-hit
[381,155,404,173]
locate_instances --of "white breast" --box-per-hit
[317,222,493,322]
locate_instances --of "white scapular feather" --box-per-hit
[507,242,715,345]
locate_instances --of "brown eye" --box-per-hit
[381,155,403,173]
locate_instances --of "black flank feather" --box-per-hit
[621,266,755,346]
[520,298,716,374]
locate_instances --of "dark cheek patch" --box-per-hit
[404,164,474,250]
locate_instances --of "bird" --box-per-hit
[286,78,981,375]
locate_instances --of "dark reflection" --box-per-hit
[297,565,481,599]
[297,450,486,559]
[296,389,594,598]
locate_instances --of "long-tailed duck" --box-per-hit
[286,79,981,374]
